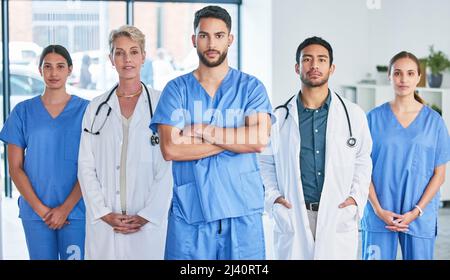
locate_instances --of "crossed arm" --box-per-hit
[158,113,272,161]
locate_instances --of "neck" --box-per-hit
[117,78,142,96]
[392,93,421,112]
[42,87,69,104]
[300,84,329,109]
[195,61,229,82]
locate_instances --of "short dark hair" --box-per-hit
[39,44,73,67]
[295,36,333,66]
[194,5,232,32]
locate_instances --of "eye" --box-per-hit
[43,65,51,69]
[319,58,326,63]
[131,50,139,55]
[393,72,400,76]
[216,34,224,39]
[199,34,207,39]
[114,51,123,56]
[302,57,310,62]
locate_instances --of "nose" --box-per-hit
[123,52,132,62]
[207,37,216,50]
[311,59,319,70]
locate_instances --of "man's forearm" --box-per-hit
[205,125,270,154]
[162,136,224,161]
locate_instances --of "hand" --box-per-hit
[36,204,52,220]
[338,197,357,208]
[375,208,409,232]
[101,213,142,234]
[387,209,420,232]
[274,196,292,209]
[43,206,70,230]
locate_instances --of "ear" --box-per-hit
[38,66,43,76]
[228,34,234,47]
[68,65,73,76]
[192,34,196,48]
[329,64,336,75]
[295,63,300,75]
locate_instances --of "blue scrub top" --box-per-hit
[0,95,89,220]
[361,103,450,238]
[150,68,274,224]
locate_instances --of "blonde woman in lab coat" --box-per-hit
[78,25,172,259]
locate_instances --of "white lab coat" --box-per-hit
[260,91,372,259]
[78,86,172,260]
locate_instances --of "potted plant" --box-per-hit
[426,45,450,88]
[376,65,389,85]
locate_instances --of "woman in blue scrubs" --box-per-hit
[361,51,450,260]
[0,45,89,260]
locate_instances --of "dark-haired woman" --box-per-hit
[361,51,450,260]
[0,45,89,260]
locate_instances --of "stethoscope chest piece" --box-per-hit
[347,137,357,148]
[150,134,160,146]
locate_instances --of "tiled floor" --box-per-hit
[1,194,449,260]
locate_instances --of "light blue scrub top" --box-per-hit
[0,95,89,220]
[150,68,274,224]
[361,103,450,238]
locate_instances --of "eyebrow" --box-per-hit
[302,54,329,58]
[198,31,227,36]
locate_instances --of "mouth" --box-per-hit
[48,79,60,83]
[123,66,135,70]
[398,85,409,90]
[205,50,220,58]
[308,72,322,78]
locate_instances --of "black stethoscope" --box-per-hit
[83,81,160,146]
[275,91,356,148]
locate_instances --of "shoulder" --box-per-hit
[423,105,447,128]
[367,102,387,119]
[333,92,365,117]
[85,90,112,112]
[12,95,40,113]
[146,86,162,105]
[70,95,90,108]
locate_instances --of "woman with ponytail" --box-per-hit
[361,51,450,260]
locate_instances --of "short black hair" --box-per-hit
[295,36,333,66]
[194,5,232,32]
[39,44,73,67]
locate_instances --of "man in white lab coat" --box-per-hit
[260,37,372,259]
[78,26,172,259]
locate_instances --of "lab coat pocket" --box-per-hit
[336,204,358,232]
[272,203,294,233]
[173,182,205,224]
[240,170,265,211]
[64,130,81,162]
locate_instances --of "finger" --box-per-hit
[385,226,399,232]
[338,201,348,208]
[392,213,403,219]
[282,200,292,209]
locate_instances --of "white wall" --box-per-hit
[367,0,450,88]
[241,0,273,100]
[242,0,450,107]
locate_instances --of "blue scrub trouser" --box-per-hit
[164,212,265,260]
[21,219,85,260]
[361,230,435,260]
